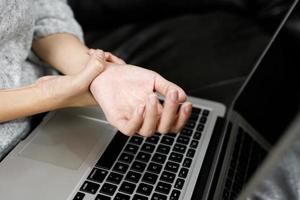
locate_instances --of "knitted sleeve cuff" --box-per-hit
[33,0,84,43]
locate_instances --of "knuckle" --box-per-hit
[120,129,133,136]
[96,49,104,54]
[139,130,153,137]
[157,127,169,134]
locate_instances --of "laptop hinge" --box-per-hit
[207,121,233,200]
[191,117,226,200]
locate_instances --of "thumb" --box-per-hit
[74,49,105,87]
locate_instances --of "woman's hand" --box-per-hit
[35,50,105,109]
[90,63,192,137]
[0,50,105,122]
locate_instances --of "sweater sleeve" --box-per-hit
[33,0,84,42]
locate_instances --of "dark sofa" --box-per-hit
[68,0,296,106]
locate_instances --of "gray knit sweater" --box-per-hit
[0,0,83,158]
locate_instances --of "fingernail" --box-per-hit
[148,94,157,105]
[184,103,192,114]
[170,90,178,102]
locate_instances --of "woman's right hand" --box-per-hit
[90,62,192,137]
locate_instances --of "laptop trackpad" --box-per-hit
[19,112,110,170]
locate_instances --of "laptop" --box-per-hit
[0,1,298,199]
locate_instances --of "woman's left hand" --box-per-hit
[35,50,105,109]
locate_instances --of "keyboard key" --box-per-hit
[225,178,232,189]
[95,194,111,200]
[197,124,204,132]
[96,132,128,169]
[170,190,181,200]
[174,178,185,189]
[184,121,196,129]
[142,172,158,184]
[200,116,207,124]
[183,158,192,168]
[161,136,174,146]
[120,181,136,194]
[186,149,196,158]
[228,168,234,179]
[87,168,108,183]
[155,182,171,195]
[177,136,190,145]
[130,135,144,145]
[115,193,130,200]
[165,161,180,173]
[190,140,199,148]
[192,107,201,115]
[125,171,141,183]
[202,109,210,116]
[100,183,117,196]
[124,144,139,154]
[169,152,183,163]
[80,181,99,194]
[151,193,167,200]
[193,131,202,140]
[173,144,187,154]
[146,136,160,144]
[107,172,123,184]
[133,194,148,200]
[147,162,163,174]
[131,161,147,172]
[180,128,193,137]
[152,153,167,164]
[141,143,155,153]
[119,153,134,164]
[73,192,85,200]
[113,162,129,173]
[189,113,199,122]
[160,171,176,183]
[222,189,229,200]
[157,144,171,155]
[178,168,189,178]
[155,132,162,136]
[137,183,153,196]
[136,152,151,163]
[165,133,177,137]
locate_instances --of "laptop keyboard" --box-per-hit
[73,106,211,200]
[222,127,267,200]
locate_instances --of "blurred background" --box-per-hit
[68,0,298,106]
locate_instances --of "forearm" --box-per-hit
[0,85,63,122]
[32,33,89,75]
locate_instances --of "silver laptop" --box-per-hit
[0,1,297,199]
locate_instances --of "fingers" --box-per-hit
[116,96,191,137]
[117,104,145,136]
[171,102,192,133]
[74,49,105,86]
[154,73,187,102]
[156,89,192,134]
[104,52,126,64]
[157,89,180,133]
[88,49,126,64]
[138,94,160,137]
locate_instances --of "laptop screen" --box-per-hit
[232,0,300,145]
